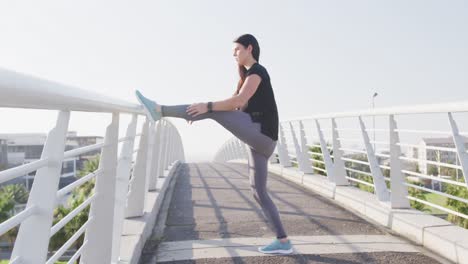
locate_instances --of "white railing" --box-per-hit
[0,68,185,263]
[214,101,468,225]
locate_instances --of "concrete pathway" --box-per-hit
[139,162,446,264]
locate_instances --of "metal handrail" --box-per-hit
[0,68,142,114]
[281,100,468,122]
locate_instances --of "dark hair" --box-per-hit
[233,34,260,96]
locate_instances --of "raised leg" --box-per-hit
[161,105,276,158]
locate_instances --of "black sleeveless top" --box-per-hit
[243,63,279,141]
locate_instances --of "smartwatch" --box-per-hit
[207,102,213,113]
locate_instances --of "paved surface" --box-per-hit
[139,162,445,264]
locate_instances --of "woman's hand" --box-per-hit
[186,102,208,118]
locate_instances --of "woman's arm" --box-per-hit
[186,74,261,117]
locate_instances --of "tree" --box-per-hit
[407,180,428,211]
[0,184,29,248]
[2,184,29,204]
[344,153,374,193]
[427,165,439,176]
[49,155,99,253]
[0,191,15,223]
[445,177,468,228]
[308,142,332,176]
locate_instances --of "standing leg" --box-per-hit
[248,147,287,239]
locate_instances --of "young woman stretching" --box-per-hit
[135,34,293,255]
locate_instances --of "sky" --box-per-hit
[1,0,467,161]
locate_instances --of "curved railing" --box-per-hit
[0,68,185,263]
[214,101,468,226]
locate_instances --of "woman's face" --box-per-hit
[232,42,251,66]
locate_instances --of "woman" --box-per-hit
[135,34,293,255]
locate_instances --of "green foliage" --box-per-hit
[445,177,468,229]
[0,184,29,248]
[291,158,298,168]
[1,184,29,204]
[49,156,99,253]
[427,165,439,176]
[344,153,374,193]
[407,180,428,211]
[0,190,15,223]
[308,143,332,176]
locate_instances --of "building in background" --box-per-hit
[0,131,103,189]
[66,131,103,171]
[418,136,468,176]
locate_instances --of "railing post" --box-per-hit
[225,140,230,161]
[158,121,170,177]
[164,123,172,168]
[146,122,157,189]
[358,116,390,202]
[169,126,175,162]
[156,120,167,178]
[277,124,292,167]
[315,120,337,183]
[227,140,234,161]
[11,111,70,263]
[236,139,244,159]
[299,121,314,173]
[233,140,240,159]
[331,119,349,185]
[222,147,227,162]
[180,137,185,162]
[448,112,468,186]
[148,121,162,191]
[125,118,151,217]
[179,131,185,162]
[220,142,228,162]
[389,115,410,208]
[81,113,120,263]
[241,141,249,160]
[231,140,237,159]
[290,122,313,173]
[164,123,172,166]
[111,114,138,262]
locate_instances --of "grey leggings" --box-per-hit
[161,105,287,239]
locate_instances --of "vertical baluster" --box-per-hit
[389,115,410,208]
[331,119,349,185]
[81,113,120,263]
[315,120,337,183]
[299,121,314,173]
[148,121,162,191]
[227,140,234,161]
[158,121,168,178]
[111,114,138,262]
[290,122,304,171]
[165,124,171,166]
[125,118,151,217]
[358,116,390,202]
[448,112,468,186]
[235,139,243,159]
[242,142,249,160]
[11,111,70,263]
[277,124,292,167]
